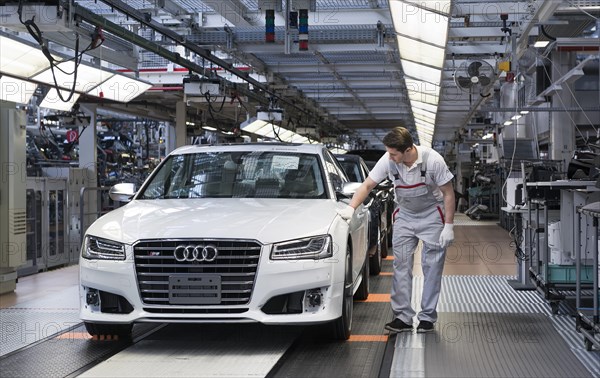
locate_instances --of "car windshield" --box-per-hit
[138,151,328,199]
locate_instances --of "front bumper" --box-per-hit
[79,245,345,325]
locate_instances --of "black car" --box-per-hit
[335,154,393,275]
[345,149,395,249]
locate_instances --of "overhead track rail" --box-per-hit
[62,0,337,129]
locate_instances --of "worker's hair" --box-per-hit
[382,126,414,152]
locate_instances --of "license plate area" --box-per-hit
[168,274,221,304]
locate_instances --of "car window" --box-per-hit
[337,160,364,182]
[322,150,348,192]
[139,151,328,199]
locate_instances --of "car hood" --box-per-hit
[86,198,339,244]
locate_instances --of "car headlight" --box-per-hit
[271,235,332,260]
[82,236,126,260]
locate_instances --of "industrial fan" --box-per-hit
[454,60,496,93]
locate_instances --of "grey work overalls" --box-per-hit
[389,149,446,324]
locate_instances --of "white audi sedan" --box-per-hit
[79,143,370,340]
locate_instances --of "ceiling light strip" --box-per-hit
[390,0,451,145]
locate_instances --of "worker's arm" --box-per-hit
[438,181,455,247]
[438,181,455,224]
[336,177,379,220]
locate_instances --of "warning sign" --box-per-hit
[66,130,78,143]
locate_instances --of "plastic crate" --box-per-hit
[544,264,595,284]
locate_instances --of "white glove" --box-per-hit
[439,223,454,248]
[336,205,355,222]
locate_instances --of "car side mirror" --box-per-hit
[336,182,362,200]
[109,183,136,202]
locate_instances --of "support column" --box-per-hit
[175,101,187,148]
[550,51,576,170]
[165,122,177,155]
[79,105,98,232]
[0,101,27,294]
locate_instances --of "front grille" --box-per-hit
[134,239,262,306]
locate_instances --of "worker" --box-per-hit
[337,126,455,333]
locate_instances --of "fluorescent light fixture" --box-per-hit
[482,133,494,139]
[32,61,111,92]
[414,122,435,133]
[533,40,550,48]
[392,0,452,16]
[291,134,310,143]
[503,121,513,126]
[408,90,439,106]
[87,74,152,102]
[397,36,445,68]
[412,107,437,119]
[39,88,80,111]
[415,126,435,135]
[418,134,433,143]
[241,118,316,144]
[511,114,522,120]
[417,135,432,148]
[405,79,440,97]
[329,147,347,154]
[390,2,450,44]
[520,110,530,115]
[240,118,267,133]
[202,125,218,131]
[401,60,442,85]
[0,34,56,78]
[410,101,438,114]
[0,75,37,104]
[413,112,436,124]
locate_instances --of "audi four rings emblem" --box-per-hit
[174,244,219,262]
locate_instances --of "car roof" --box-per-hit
[171,142,325,155]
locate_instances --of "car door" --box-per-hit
[322,150,369,280]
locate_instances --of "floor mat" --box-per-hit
[419,312,593,377]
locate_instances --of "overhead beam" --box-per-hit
[44,31,138,70]
[200,0,253,27]
[68,0,335,126]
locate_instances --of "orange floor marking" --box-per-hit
[379,272,393,276]
[384,256,394,260]
[348,334,389,342]
[359,293,391,302]
[56,332,93,340]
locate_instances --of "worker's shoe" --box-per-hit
[416,320,434,333]
[385,318,413,333]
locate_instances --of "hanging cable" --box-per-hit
[17,0,104,102]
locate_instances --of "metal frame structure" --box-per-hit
[1,0,598,148]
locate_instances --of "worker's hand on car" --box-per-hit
[439,223,454,248]
[336,204,355,223]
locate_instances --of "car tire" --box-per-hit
[330,244,353,340]
[369,226,382,275]
[84,322,133,340]
[354,254,369,300]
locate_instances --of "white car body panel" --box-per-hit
[79,143,369,328]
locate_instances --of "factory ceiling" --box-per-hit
[2,0,599,150]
